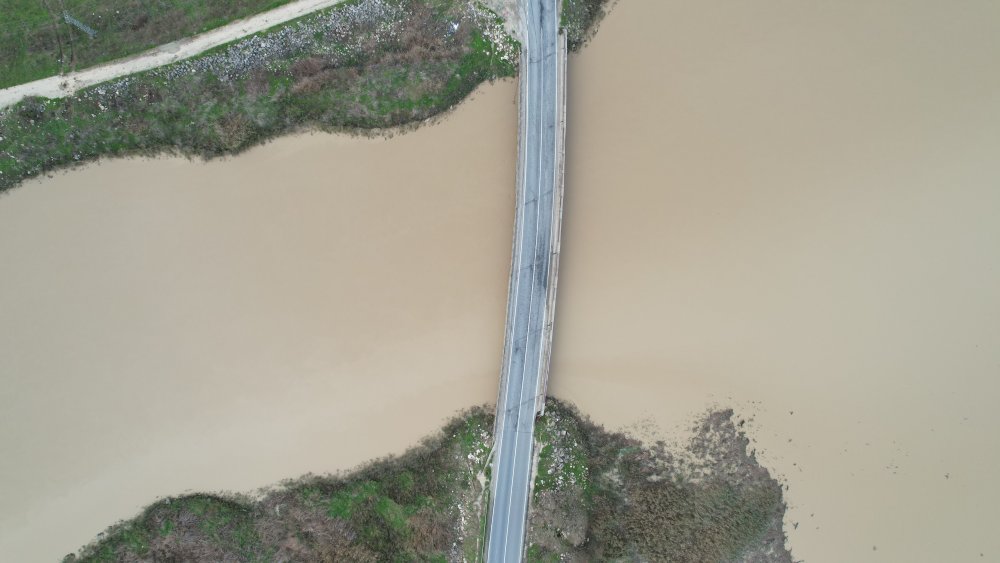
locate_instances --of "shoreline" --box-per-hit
[63,401,788,562]
[4,78,513,192]
[551,1,1000,560]
[0,0,518,194]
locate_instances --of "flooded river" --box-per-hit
[3,1,1000,561]
[0,83,516,561]
[551,1,1000,561]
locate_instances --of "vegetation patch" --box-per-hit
[0,0,301,89]
[533,405,590,496]
[0,0,518,193]
[527,400,792,562]
[65,400,790,562]
[561,0,613,51]
[64,408,495,563]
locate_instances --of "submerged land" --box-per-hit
[64,401,789,562]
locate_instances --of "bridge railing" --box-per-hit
[533,30,568,416]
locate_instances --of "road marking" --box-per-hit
[488,1,564,560]
[515,10,554,555]
[513,7,561,556]
[507,23,547,555]
[488,0,533,556]
[500,11,540,556]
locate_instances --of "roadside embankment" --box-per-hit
[561,0,614,51]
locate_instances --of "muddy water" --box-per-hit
[3,3,1000,561]
[551,1,1000,561]
[0,82,516,561]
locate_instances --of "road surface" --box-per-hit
[0,0,348,109]
[485,0,566,560]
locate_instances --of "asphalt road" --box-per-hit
[485,0,563,561]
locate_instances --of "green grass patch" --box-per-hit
[327,480,380,518]
[560,0,611,51]
[0,0,297,88]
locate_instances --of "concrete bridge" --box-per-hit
[485,0,568,560]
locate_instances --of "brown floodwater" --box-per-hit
[3,1,1000,561]
[0,82,516,561]
[550,1,1000,561]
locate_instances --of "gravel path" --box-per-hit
[0,0,349,110]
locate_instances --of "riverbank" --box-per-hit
[65,401,788,562]
[551,1,1000,560]
[0,0,517,193]
[66,408,496,562]
[560,0,612,51]
[0,80,518,561]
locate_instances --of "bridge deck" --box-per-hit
[485,0,567,560]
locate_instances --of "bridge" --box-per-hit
[485,0,568,560]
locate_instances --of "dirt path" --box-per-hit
[0,0,348,110]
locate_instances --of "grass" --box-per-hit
[0,0,298,88]
[70,494,263,562]
[0,0,519,193]
[66,408,496,562]
[533,406,590,496]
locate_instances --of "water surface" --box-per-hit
[0,82,516,561]
[551,1,1000,560]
